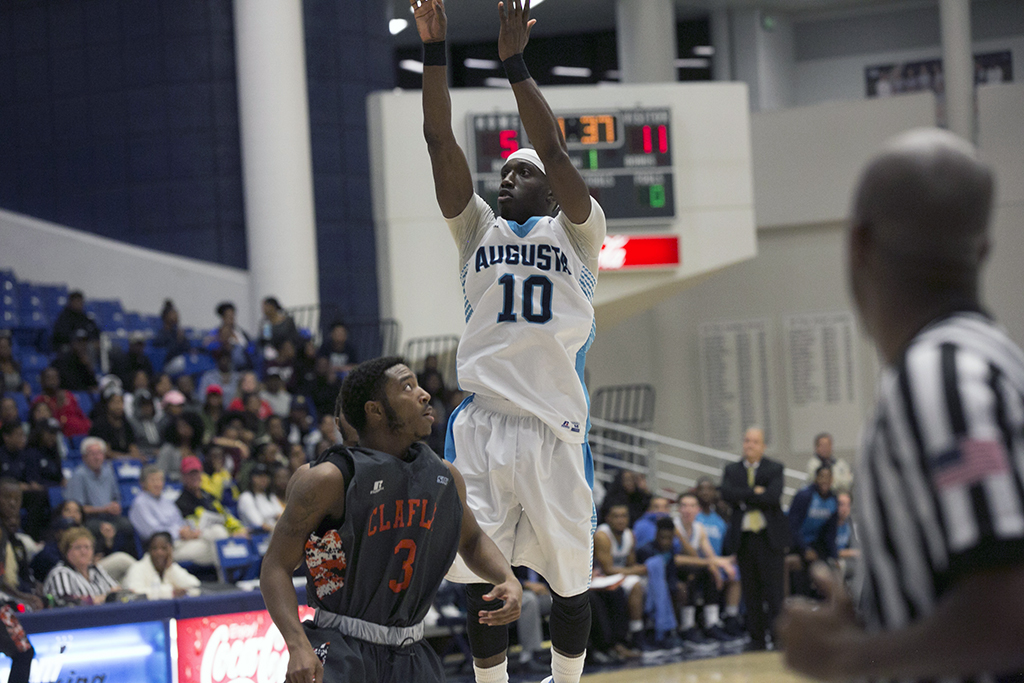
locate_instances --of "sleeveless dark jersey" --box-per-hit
[303,443,462,627]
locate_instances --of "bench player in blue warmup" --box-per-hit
[415,1,607,682]
[260,357,521,683]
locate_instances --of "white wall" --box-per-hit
[0,210,253,332]
[590,84,1024,472]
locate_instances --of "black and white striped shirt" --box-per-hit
[857,311,1024,682]
[43,562,119,602]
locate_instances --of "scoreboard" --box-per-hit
[469,107,675,225]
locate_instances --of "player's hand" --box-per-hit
[497,0,536,61]
[285,640,324,683]
[778,562,862,680]
[411,0,447,44]
[478,578,523,626]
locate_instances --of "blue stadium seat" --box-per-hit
[37,285,67,320]
[48,486,64,510]
[122,312,146,332]
[70,391,95,417]
[119,481,141,510]
[146,347,168,373]
[215,538,261,583]
[10,393,29,421]
[250,532,271,557]
[18,351,52,374]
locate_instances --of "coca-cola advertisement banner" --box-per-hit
[0,621,170,683]
[176,606,314,683]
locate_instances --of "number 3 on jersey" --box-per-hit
[497,274,553,324]
[389,539,417,593]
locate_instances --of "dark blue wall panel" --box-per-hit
[0,0,391,324]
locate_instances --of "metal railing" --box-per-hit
[589,417,807,502]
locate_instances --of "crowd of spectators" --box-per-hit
[0,291,420,609]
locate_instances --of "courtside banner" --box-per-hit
[176,606,315,683]
[598,234,680,271]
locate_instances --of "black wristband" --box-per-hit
[502,53,530,84]
[422,41,447,66]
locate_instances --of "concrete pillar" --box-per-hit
[710,9,733,82]
[615,0,676,83]
[939,0,975,141]
[233,0,320,316]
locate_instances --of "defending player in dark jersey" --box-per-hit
[261,357,521,683]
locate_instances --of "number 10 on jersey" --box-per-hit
[497,274,553,324]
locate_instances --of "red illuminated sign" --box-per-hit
[598,234,680,271]
[176,606,315,683]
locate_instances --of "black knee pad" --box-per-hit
[464,583,509,659]
[549,590,591,655]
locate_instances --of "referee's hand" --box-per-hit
[778,562,860,681]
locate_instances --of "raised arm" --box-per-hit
[498,0,592,224]
[260,465,346,683]
[414,0,474,218]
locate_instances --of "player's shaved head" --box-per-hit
[848,128,996,362]
[852,128,993,268]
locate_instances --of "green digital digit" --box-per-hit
[650,184,666,209]
[589,149,598,170]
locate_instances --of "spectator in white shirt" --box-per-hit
[236,463,283,533]
[122,531,201,600]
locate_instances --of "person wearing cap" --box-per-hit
[235,462,283,533]
[175,456,247,540]
[417,2,606,681]
[198,350,240,406]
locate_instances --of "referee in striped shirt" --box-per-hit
[779,128,1024,681]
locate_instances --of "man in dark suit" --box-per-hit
[721,426,787,650]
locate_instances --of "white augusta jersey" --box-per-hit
[447,194,607,444]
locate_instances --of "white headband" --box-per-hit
[505,148,546,175]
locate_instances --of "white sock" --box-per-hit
[474,659,508,683]
[680,606,696,630]
[552,650,585,683]
[629,619,644,633]
[725,604,740,617]
[704,604,720,627]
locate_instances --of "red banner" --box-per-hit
[176,606,315,683]
[598,235,680,271]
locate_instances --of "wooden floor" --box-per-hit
[580,651,813,683]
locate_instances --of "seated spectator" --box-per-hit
[237,441,283,492]
[88,390,141,461]
[0,332,30,396]
[210,419,253,474]
[109,332,154,390]
[52,329,99,392]
[127,390,163,460]
[203,301,252,371]
[65,437,134,546]
[675,492,742,643]
[0,479,43,609]
[200,445,238,504]
[122,531,201,599]
[156,412,204,483]
[197,350,240,406]
[33,367,91,437]
[151,300,190,370]
[42,528,119,606]
[805,432,853,492]
[258,297,299,359]
[228,374,273,421]
[235,463,283,533]
[260,369,292,417]
[122,369,151,420]
[600,469,652,527]
[30,501,84,583]
[50,291,99,350]
[0,398,20,431]
[593,503,648,652]
[175,457,246,539]
[265,339,297,385]
[42,526,119,606]
[158,389,187,433]
[633,496,674,549]
[307,356,342,420]
[264,415,289,454]
[286,443,307,477]
[174,374,200,412]
[285,396,314,446]
[317,321,358,374]
[152,373,174,409]
[787,465,839,597]
[23,419,65,539]
[270,463,290,502]
[199,385,225,442]
[634,517,686,651]
[127,466,220,566]
[0,423,28,482]
[288,337,318,397]
[835,490,859,581]
[304,413,341,461]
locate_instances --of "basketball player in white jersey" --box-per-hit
[415,1,605,682]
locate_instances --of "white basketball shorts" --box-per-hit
[444,394,597,597]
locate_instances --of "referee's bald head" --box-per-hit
[851,128,994,269]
